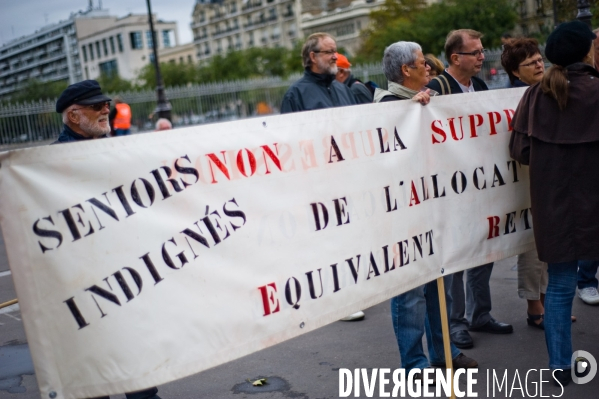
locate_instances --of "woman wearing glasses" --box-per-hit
[500,38,551,330]
[509,21,599,386]
[501,38,545,88]
[374,41,479,377]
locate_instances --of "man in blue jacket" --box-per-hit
[281,33,357,113]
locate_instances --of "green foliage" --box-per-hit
[357,0,518,62]
[9,79,69,103]
[136,44,305,89]
[96,73,135,95]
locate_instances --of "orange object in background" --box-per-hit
[113,103,132,129]
[256,102,273,115]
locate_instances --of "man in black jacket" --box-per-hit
[54,81,162,399]
[334,53,373,104]
[427,29,513,350]
[426,29,488,95]
[280,33,356,113]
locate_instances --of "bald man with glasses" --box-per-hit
[281,32,357,113]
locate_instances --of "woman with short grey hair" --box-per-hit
[378,41,476,377]
[374,41,435,104]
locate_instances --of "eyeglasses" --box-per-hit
[455,49,486,57]
[519,57,544,68]
[71,101,110,112]
[312,49,337,56]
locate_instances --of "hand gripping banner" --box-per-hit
[0,88,533,398]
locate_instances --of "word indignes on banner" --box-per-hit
[0,88,532,399]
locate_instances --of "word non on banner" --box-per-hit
[0,88,533,399]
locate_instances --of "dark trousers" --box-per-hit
[89,386,158,399]
[447,262,494,333]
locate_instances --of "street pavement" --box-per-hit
[1,226,598,398]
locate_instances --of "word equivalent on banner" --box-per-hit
[0,88,533,399]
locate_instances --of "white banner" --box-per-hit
[0,88,533,399]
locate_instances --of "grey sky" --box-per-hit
[0,0,196,47]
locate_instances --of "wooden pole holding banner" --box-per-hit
[0,298,18,309]
[436,276,456,399]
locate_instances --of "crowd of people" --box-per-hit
[280,23,599,389]
[48,19,599,397]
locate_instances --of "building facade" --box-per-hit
[78,14,178,81]
[191,0,303,62]
[515,0,555,37]
[159,43,197,65]
[0,5,179,99]
[301,0,384,56]
[0,9,105,97]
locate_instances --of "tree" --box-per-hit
[8,79,69,103]
[357,0,428,63]
[96,74,135,95]
[357,0,518,62]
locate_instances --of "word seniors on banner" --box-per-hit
[0,88,533,399]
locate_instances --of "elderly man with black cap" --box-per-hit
[54,80,161,399]
[510,20,599,387]
[54,80,113,143]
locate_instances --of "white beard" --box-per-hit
[316,57,338,76]
[78,112,111,137]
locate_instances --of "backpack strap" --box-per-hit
[433,75,452,95]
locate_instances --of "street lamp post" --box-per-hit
[146,0,172,122]
[576,0,593,28]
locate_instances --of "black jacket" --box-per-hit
[280,68,357,113]
[426,70,488,94]
[345,75,373,104]
[52,124,106,144]
[509,63,599,262]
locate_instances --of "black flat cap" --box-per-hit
[56,80,112,113]
[545,20,597,67]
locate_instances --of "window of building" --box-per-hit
[109,36,116,54]
[99,59,118,77]
[179,56,184,64]
[88,44,94,60]
[102,39,108,56]
[130,31,143,49]
[231,2,237,13]
[187,54,193,63]
[85,66,89,79]
[146,31,154,49]
[117,34,124,52]
[95,41,102,59]
[162,30,172,48]
[82,46,88,62]
[150,53,155,63]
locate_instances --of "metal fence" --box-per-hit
[0,48,511,149]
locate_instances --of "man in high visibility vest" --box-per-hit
[109,96,132,136]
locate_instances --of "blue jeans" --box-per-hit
[391,278,460,372]
[577,260,599,289]
[545,261,578,370]
[115,128,131,136]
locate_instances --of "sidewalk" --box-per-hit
[1,250,598,398]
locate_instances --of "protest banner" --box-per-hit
[0,87,533,398]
